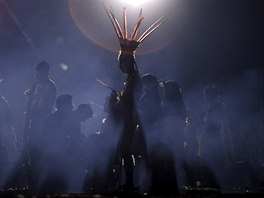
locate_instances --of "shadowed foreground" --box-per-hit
[0,186,263,198]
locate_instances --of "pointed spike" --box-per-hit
[123,7,128,39]
[138,8,143,20]
[103,4,122,38]
[130,8,144,40]
[138,17,166,43]
[137,16,165,42]
[109,8,124,39]
[131,16,144,40]
[138,18,166,43]
[137,16,165,41]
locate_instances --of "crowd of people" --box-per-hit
[0,55,242,195]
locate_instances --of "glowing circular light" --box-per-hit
[69,1,179,55]
[121,0,149,6]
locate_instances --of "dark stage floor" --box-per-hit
[0,187,263,198]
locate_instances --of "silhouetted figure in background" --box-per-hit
[163,81,187,184]
[137,73,162,192]
[162,81,187,156]
[66,103,93,164]
[199,85,232,190]
[138,74,162,139]
[0,95,13,188]
[0,96,11,162]
[162,80,187,125]
[38,94,73,193]
[23,61,57,191]
[149,80,187,194]
[0,80,26,190]
[183,106,202,188]
[85,94,123,194]
[65,103,93,192]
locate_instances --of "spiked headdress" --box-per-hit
[104,4,166,56]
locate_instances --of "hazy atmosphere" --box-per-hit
[0,0,263,195]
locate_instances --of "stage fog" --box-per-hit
[0,0,263,195]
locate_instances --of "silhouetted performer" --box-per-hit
[23,61,57,191]
[103,5,165,192]
[112,51,144,191]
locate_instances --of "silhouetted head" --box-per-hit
[75,103,93,122]
[203,85,219,102]
[141,74,159,94]
[34,61,50,82]
[55,94,73,113]
[163,80,182,101]
[118,53,136,74]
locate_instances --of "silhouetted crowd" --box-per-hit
[0,60,263,196]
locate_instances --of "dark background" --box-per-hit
[0,0,263,162]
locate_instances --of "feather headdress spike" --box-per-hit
[104,4,166,55]
[130,9,144,40]
[137,16,167,43]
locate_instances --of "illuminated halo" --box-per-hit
[69,0,178,55]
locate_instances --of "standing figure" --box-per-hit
[66,103,93,192]
[137,74,163,192]
[0,96,11,163]
[151,80,187,194]
[199,85,234,189]
[161,80,187,157]
[1,82,25,190]
[85,94,123,193]
[103,5,166,193]
[115,47,144,191]
[39,94,74,193]
[138,74,162,139]
[23,61,57,191]
[0,95,12,188]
